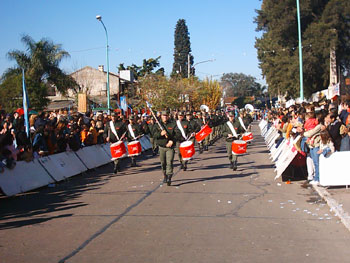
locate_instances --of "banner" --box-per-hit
[120,96,127,112]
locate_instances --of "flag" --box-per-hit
[22,69,30,137]
[146,101,152,108]
[120,96,127,112]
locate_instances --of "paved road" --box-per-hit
[1,124,350,263]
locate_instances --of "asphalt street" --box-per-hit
[1,123,350,263]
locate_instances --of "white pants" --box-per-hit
[306,156,315,180]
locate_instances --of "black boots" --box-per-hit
[183,162,187,171]
[230,162,233,169]
[163,174,168,183]
[131,158,136,167]
[167,174,173,186]
[233,161,237,171]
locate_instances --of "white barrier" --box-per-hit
[0,159,54,196]
[39,151,88,181]
[75,144,111,169]
[319,152,350,187]
[0,135,155,196]
[259,121,298,179]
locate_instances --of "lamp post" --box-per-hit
[96,15,110,114]
[190,59,216,78]
[296,0,304,101]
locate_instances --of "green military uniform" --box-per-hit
[175,113,191,170]
[153,111,180,186]
[103,113,127,174]
[126,117,143,166]
[222,112,245,171]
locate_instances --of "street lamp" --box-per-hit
[190,59,216,78]
[296,0,304,101]
[96,15,110,114]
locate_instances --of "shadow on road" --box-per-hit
[172,172,255,186]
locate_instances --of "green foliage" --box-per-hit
[118,56,164,80]
[221,73,263,97]
[0,74,49,112]
[171,19,194,78]
[139,75,222,111]
[255,0,350,98]
[1,34,75,110]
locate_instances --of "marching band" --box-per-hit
[105,106,254,185]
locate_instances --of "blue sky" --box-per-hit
[0,0,264,83]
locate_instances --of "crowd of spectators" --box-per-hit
[265,99,350,184]
[0,109,151,172]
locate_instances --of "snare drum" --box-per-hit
[127,141,142,156]
[179,141,195,160]
[110,141,127,160]
[232,140,247,155]
[242,132,253,142]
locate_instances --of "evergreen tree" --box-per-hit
[171,19,194,78]
[255,0,350,98]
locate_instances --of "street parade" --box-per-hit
[2,1,350,262]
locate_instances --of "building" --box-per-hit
[47,66,134,111]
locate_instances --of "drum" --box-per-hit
[195,124,212,142]
[127,141,142,157]
[180,141,195,160]
[110,141,127,160]
[232,140,247,155]
[242,132,253,142]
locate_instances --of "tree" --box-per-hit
[255,0,350,98]
[171,19,194,78]
[118,56,164,79]
[221,73,262,97]
[0,34,75,110]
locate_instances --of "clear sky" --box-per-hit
[0,0,264,83]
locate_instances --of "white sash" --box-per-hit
[238,117,247,132]
[176,120,187,140]
[128,124,136,140]
[226,121,238,138]
[109,121,120,141]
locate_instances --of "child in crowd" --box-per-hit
[317,130,335,157]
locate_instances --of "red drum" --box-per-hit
[180,141,195,160]
[195,124,212,142]
[110,141,127,160]
[242,132,253,142]
[127,141,142,157]
[232,140,247,155]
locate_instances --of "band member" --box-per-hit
[126,115,143,167]
[175,111,192,171]
[194,112,206,153]
[153,110,179,186]
[222,111,245,171]
[104,112,126,174]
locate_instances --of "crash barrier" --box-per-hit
[259,120,350,187]
[259,120,298,179]
[0,136,152,196]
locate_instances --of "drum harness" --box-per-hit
[109,121,126,142]
[226,121,238,139]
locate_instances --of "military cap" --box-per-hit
[161,110,169,115]
[128,115,134,120]
[186,111,191,115]
[111,112,117,117]
[196,112,201,116]
[228,111,235,117]
[178,111,184,116]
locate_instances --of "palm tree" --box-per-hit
[4,34,75,94]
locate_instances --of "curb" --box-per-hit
[313,185,350,232]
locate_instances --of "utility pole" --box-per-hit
[188,53,191,78]
[296,0,304,101]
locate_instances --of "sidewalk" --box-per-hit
[313,185,350,231]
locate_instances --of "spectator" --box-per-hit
[325,113,342,151]
[317,129,335,157]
